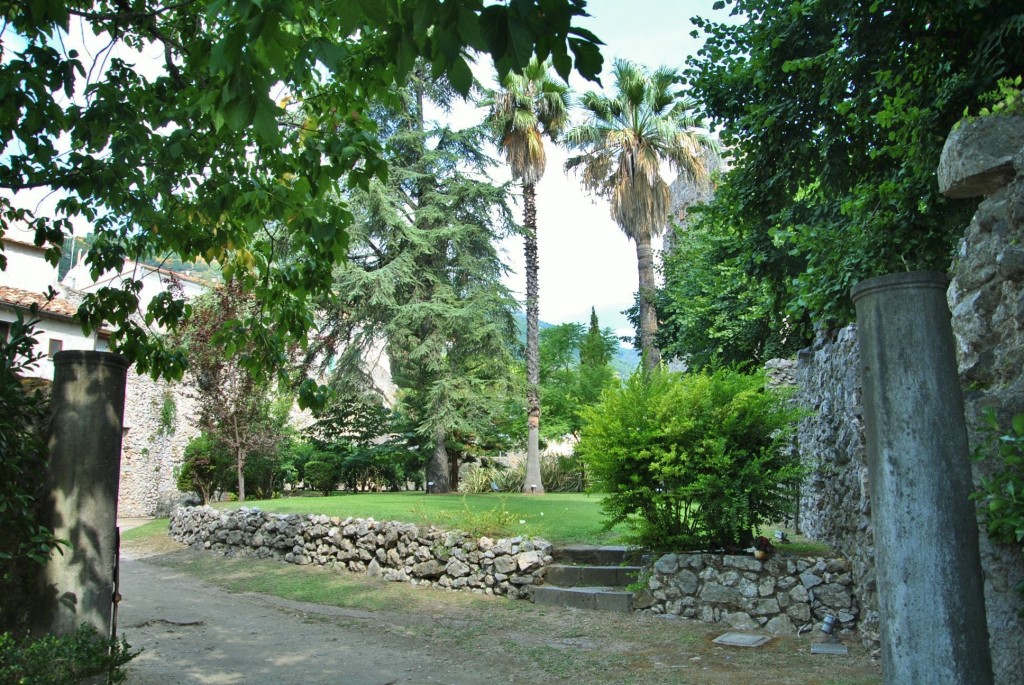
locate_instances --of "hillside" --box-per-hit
[512,311,638,377]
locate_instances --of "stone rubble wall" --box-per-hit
[635,552,857,637]
[793,326,877,647]
[119,373,200,518]
[764,357,797,388]
[169,506,552,599]
[796,115,1024,683]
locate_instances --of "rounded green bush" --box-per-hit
[577,368,803,552]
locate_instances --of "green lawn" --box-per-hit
[214,491,627,546]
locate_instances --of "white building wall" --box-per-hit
[0,238,59,293]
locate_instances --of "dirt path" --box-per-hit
[116,534,882,685]
[118,557,500,685]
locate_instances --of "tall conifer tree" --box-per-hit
[312,69,519,493]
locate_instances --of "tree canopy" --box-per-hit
[309,69,520,493]
[0,0,603,406]
[686,0,1024,333]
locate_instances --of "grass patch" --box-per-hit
[158,551,499,614]
[215,492,626,545]
[120,518,168,541]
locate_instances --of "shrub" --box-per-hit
[0,315,62,632]
[0,624,137,684]
[175,433,233,504]
[459,455,585,493]
[303,456,342,496]
[577,368,803,552]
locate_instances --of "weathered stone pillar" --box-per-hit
[34,351,130,639]
[852,271,992,685]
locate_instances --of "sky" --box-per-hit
[487,0,729,343]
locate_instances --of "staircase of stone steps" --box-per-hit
[533,544,645,613]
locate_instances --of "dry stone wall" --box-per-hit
[635,552,858,637]
[794,326,877,646]
[169,506,552,599]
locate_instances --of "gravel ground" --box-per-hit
[116,531,882,685]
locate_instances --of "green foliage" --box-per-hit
[176,433,234,504]
[303,458,342,497]
[687,0,1024,333]
[972,410,1024,607]
[0,315,63,631]
[307,390,418,492]
[577,368,802,551]
[0,1,602,407]
[310,71,521,492]
[567,59,718,370]
[971,75,1024,117]
[459,455,585,494]
[179,281,287,501]
[422,495,521,538]
[655,213,805,370]
[0,624,137,685]
[538,313,618,439]
[156,391,177,436]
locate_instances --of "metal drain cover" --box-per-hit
[811,642,849,655]
[712,632,771,648]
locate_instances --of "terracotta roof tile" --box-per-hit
[0,285,79,319]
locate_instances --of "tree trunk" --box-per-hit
[427,423,451,493]
[522,182,545,494]
[233,415,246,502]
[236,452,246,502]
[448,449,460,492]
[635,234,662,371]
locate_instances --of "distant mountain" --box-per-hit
[512,311,638,378]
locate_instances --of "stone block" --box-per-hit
[700,584,742,605]
[938,115,1024,198]
[671,569,699,595]
[722,611,758,630]
[654,554,679,574]
[766,615,796,634]
[724,556,763,572]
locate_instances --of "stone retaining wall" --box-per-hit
[635,552,857,637]
[169,506,552,599]
[794,326,877,646]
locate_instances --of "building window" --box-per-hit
[0,320,9,343]
[48,338,63,358]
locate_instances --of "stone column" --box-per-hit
[852,271,992,685]
[34,351,130,639]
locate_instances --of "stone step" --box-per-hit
[533,585,634,612]
[552,544,640,566]
[545,564,642,588]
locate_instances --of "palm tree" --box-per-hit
[484,57,570,495]
[566,59,717,371]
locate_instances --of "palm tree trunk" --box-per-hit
[635,234,662,371]
[523,182,545,494]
